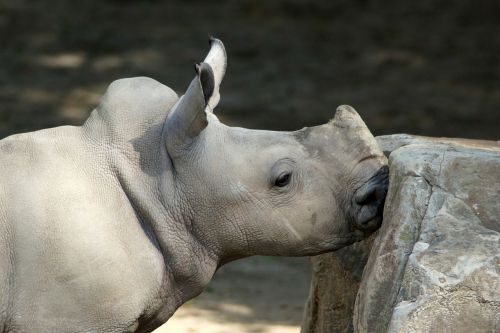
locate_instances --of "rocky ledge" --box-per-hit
[302,134,500,333]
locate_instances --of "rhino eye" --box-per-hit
[274,172,291,187]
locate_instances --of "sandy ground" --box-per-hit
[155,257,311,333]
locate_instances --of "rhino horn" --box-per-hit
[165,62,214,156]
[203,37,227,110]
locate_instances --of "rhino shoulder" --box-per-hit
[83,77,179,144]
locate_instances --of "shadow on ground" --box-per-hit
[159,256,311,333]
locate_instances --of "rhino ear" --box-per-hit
[165,62,215,156]
[203,37,227,110]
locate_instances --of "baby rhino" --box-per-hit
[0,39,388,332]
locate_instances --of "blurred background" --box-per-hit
[1,0,498,332]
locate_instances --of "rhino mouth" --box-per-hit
[351,165,389,231]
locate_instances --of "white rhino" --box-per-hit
[0,39,388,332]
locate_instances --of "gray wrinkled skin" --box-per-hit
[0,40,386,332]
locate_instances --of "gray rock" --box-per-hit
[302,135,500,333]
[301,235,375,333]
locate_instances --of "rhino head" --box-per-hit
[162,39,388,263]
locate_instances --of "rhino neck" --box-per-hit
[83,121,219,312]
[81,77,219,309]
[121,151,222,303]
[111,148,219,306]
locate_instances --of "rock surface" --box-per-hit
[301,236,375,333]
[302,134,500,333]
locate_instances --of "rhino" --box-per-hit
[0,39,388,332]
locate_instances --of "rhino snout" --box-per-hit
[351,165,389,231]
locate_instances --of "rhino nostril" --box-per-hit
[352,167,389,230]
[355,185,380,205]
[355,178,388,205]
